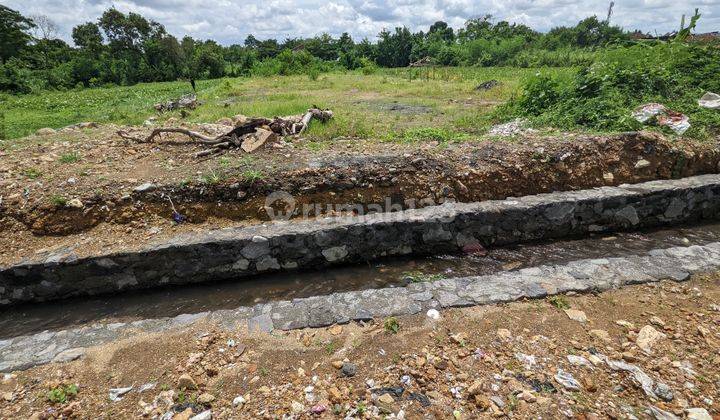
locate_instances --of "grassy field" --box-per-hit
[0,67,574,143]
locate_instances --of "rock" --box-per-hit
[247,314,273,333]
[328,325,343,335]
[635,159,651,169]
[685,408,712,420]
[241,128,277,153]
[518,391,536,403]
[376,393,396,413]
[327,386,343,403]
[497,329,512,340]
[290,401,304,413]
[589,329,612,343]
[554,369,582,391]
[564,309,588,323]
[109,386,133,401]
[177,374,197,390]
[473,395,491,410]
[67,198,84,209]
[654,383,674,402]
[197,393,215,404]
[603,172,614,184]
[467,381,483,396]
[331,360,343,369]
[426,309,441,320]
[451,332,467,345]
[52,347,85,363]
[321,246,348,262]
[2,392,12,402]
[232,395,245,407]
[636,325,666,354]
[649,316,666,327]
[134,183,157,193]
[615,320,634,329]
[190,410,212,420]
[216,117,233,126]
[489,396,505,409]
[36,127,57,136]
[341,362,357,377]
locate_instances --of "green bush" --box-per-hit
[0,58,32,94]
[503,41,720,138]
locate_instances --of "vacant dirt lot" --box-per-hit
[1,272,718,419]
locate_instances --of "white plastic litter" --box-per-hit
[109,386,133,402]
[698,92,720,109]
[426,309,441,320]
[632,103,690,135]
[554,369,582,390]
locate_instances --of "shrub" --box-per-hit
[503,41,720,138]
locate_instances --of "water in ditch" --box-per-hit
[2,222,720,339]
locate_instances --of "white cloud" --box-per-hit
[4,0,719,45]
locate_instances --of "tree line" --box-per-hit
[1,5,633,94]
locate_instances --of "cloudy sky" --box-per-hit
[5,0,720,46]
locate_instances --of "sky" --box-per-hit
[4,0,720,46]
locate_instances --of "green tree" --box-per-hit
[0,5,35,63]
[375,27,414,67]
[72,22,104,53]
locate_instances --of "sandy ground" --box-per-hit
[1,272,718,419]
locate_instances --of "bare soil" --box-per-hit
[1,273,718,419]
[1,125,719,265]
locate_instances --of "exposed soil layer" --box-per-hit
[1,273,718,419]
[1,126,719,265]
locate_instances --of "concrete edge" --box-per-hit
[2,174,720,305]
[2,241,719,373]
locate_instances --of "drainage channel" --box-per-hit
[2,221,720,340]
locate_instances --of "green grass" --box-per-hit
[1,67,574,144]
[47,384,78,404]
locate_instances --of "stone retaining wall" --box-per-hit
[2,241,720,372]
[2,174,720,305]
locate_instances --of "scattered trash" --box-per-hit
[516,374,557,393]
[475,80,500,91]
[109,386,133,402]
[567,354,594,369]
[310,404,327,414]
[632,103,690,135]
[138,383,156,393]
[166,196,185,224]
[488,118,535,136]
[554,369,582,391]
[698,92,720,109]
[648,405,679,420]
[409,57,433,67]
[604,356,673,401]
[371,386,404,398]
[154,94,198,113]
[426,309,441,320]
[515,353,537,368]
[407,392,431,407]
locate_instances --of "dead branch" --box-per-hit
[117,107,333,158]
[118,128,227,145]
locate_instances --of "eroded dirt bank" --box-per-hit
[1,273,718,419]
[2,128,719,265]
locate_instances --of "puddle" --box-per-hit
[2,222,720,339]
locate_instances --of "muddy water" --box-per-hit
[2,222,720,339]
